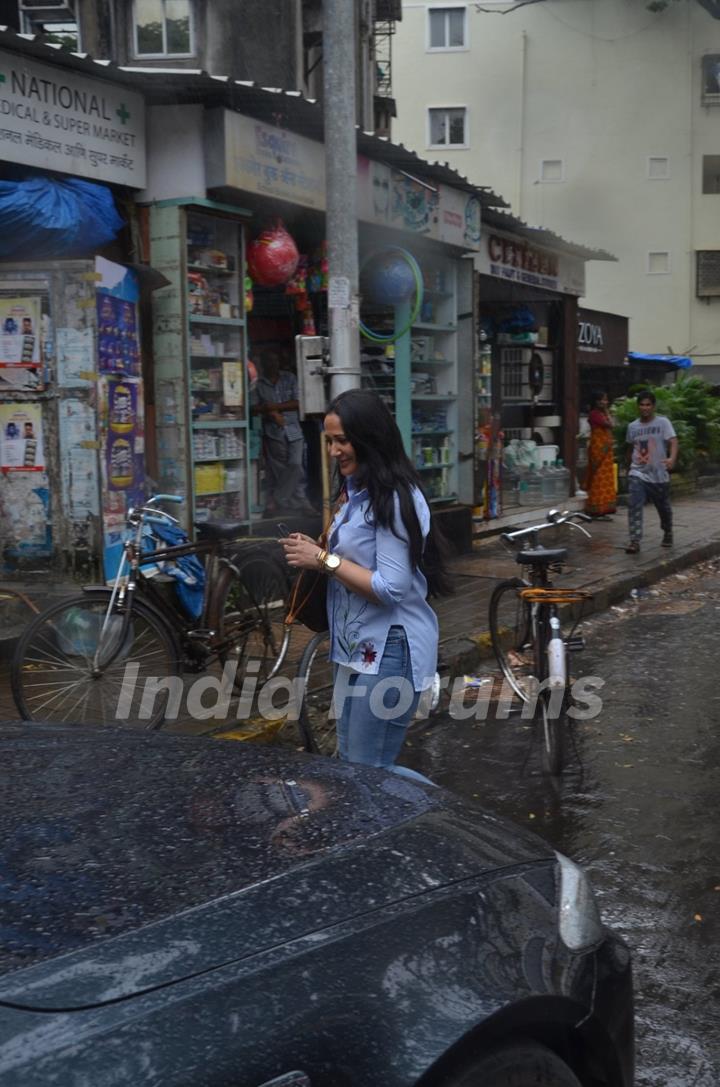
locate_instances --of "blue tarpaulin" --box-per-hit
[0,177,124,260]
[627,351,693,369]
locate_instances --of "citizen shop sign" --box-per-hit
[475,230,585,296]
[0,49,146,187]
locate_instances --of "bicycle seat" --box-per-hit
[194,521,247,542]
[516,547,567,565]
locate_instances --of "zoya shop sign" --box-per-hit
[0,48,146,187]
[476,230,586,296]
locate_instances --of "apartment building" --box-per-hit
[393,0,720,378]
[6,0,401,135]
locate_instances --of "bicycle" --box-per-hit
[12,495,291,729]
[488,509,594,775]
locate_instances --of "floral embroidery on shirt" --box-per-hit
[360,643,377,664]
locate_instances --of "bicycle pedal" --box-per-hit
[565,637,585,652]
[187,629,215,640]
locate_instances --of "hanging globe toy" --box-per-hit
[359,246,424,344]
[363,251,417,304]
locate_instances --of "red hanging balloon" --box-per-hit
[246,220,299,287]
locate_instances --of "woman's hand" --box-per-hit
[280,532,322,570]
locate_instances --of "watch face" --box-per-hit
[327,553,342,571]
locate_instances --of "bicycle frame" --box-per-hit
[93,496,237,674]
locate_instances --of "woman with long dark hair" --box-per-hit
[281,389,451,783]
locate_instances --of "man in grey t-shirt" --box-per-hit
[625,390,678,553]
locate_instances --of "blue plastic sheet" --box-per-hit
[627,351,693,369]
[0,177,124,259]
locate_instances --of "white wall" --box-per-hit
[395,0,720,376]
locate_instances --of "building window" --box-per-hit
[702,55,720,100]
[702,156,720,194]
[18,1,80,49]
[647,157,670,180]
[428,107,467,148]
[539,159,564,183]
[647,251,671,275]
[428,6,467,50]
[134,0,194,57]
[697,251,720,296]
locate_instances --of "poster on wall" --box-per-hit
[0,403,45,471]
[222,361,244,408]
[0,297,44,391]
[99,373,145,580]
[96,258,141,376]
[56,327,95,387]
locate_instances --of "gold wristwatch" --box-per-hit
[317,549,342,576]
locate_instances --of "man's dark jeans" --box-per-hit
[628,475,672,542]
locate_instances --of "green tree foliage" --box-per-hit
[612,377,720,476]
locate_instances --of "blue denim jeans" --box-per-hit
[334,626,433,785]
[628,475,672,542]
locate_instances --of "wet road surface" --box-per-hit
[405,560,720,1087]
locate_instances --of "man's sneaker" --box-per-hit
[661,533,673,548]
[625,541,640,554]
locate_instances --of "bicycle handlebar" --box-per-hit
[501,509,593,547]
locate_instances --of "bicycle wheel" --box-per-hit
[212,552,291,690]
[295,630,335,755]
[11,593,179,729]
[488,578,533,703]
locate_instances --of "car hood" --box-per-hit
[0,724,554,1010]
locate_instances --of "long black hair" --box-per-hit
[326,389,453,596]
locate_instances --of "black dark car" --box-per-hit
[0,723,633,1087]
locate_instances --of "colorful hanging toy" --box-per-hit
[246,220,300,287]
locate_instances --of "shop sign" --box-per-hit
[0,48,146,188]
[577,307,628,366]
[205,110,482,249]
[578,320,604,351]
[475,229,586,296]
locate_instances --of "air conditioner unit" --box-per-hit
[500,347,554,403]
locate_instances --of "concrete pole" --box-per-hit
[323,0,361,398]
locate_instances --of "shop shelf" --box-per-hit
[411,358,454,368]
[411,322,456,333]
[192,419,247,429]
[193,455,245,463]
[195,488,243,497]
[417,461,456,471]
[190,354,242,361]
[189,315,244,327]
[188,263,236,277]
[428,493,458,504]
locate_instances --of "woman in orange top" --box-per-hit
[585,390,617,517]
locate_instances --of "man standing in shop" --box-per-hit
[253,347,314,517]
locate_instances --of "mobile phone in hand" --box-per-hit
[276,522,291,538]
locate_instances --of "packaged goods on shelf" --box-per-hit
[194,462,223,495]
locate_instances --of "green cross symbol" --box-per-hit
[116,102,131,125]
[0,73,6,84]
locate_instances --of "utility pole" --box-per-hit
[323,0,361,397]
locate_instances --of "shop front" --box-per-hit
[0,38,147,577]
[472,219,612,517]
[142,100,485,537]
[577,307,630,408]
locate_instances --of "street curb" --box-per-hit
[438,536,720,681]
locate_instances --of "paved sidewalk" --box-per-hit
[2,485,719,725]
[435,484,720,680]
